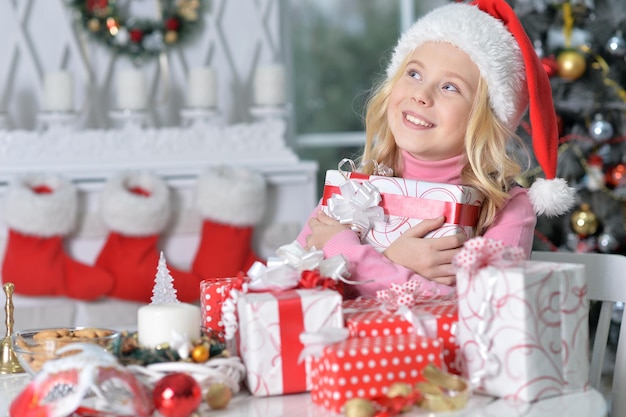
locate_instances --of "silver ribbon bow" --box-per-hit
[327,179,385,239]
[246,241,352,291]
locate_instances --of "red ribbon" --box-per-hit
[322,184,479,227]
[276,291,307,393]
[297,270,343,294]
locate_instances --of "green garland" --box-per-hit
[68,0,203,59]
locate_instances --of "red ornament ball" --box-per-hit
[153,373,202,417]
[541,55,558,78]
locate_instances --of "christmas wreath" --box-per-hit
[69,0,203,59]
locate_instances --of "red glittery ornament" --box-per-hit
[541,55,558,78]
[153,373,202,417]
[165,17,181,31]
[605,163,626,188]
[129,28,144,43]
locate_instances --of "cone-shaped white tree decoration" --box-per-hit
[150,252,180,305]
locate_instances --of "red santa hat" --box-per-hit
[386,0,575,217]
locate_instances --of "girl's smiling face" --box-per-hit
[387,41,480,161]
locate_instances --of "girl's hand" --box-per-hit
[383,216,466,285]
[305,210,351,250]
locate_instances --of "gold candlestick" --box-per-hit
[0,282,24,374]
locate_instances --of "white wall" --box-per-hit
[0,0,287,130]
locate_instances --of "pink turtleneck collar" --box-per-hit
[399,150,465,184]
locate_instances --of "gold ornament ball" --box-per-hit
[87,18,101,32]
[570,203,598,237]
[344,398,376,417]
[205,383,232,409]
[164,30,179,44]
[191,344,209,363]
[556,49,586,81]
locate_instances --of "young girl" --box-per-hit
[296,0,574,299]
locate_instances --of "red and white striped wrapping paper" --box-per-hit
[310,333,443,413]
[343,299,461,374]
[322,170,484,251]
[237,288,344,396]
[456,260,589,402]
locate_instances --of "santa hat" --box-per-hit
[386,0,575,217]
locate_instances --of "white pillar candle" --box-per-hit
[187,67,217,108]
[116,69,147,110]
[253,64,286,106]
[137,302,201,348]
[44,71,74,112]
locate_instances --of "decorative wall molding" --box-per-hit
[0,119,297,182]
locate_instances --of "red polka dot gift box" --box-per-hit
[310,333,443,413]
[343,299,461,374]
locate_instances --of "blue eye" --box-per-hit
[408,70,422,80]
[443,83,459,92]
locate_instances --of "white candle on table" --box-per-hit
[116,69,147,110]
[137,302,201,348]
[253,64,286,106]
[44,71,74,112]
[187,67,217,108]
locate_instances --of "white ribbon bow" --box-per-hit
[327,179,385,239]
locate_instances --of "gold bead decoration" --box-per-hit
[164,30,178,44]
[87,18,101,32]
[205,383,232,410]
[191,344,209,363]
[570,203,598,236]
[343,398,376,417]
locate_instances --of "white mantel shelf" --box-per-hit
[0,119,300,183]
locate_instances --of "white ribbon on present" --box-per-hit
[246,241,353,291]
[222,241,352,339]
[452,237,526,387]
[298,327,350,363]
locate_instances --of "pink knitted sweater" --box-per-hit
[296,150,536,299]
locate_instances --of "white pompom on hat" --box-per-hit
[386,0,575,217]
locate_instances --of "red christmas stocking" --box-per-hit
[1,174,114,300]
[192,166,267,280]
[95,172,201,303]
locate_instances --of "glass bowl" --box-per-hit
[11,327,121,375]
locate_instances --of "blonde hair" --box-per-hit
[360,61,526,235]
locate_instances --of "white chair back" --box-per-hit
[532,251,626,417]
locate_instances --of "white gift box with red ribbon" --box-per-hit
[322,170,484,251]
[454,238,589,402]
[237,288,344,396]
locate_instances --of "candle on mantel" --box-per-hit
[253,64,286,106]
[137,252,201,348]
[187,67,217,109]
[44,71,74,112]
[116,69,147,110]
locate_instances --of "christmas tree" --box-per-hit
[509,0,626,255]
[150,252,180,305]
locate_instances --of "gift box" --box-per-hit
[322,170,484,252]
[200,277,244,342]
[310,333,443,413]
[456,257,589,402]
[237,288,344,396]
[343,299,461,374]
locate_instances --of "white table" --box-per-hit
[0,373,608,417]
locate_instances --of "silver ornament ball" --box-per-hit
[606,31,626,57]
[589,114,614,141]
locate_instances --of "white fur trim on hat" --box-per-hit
[528,177,576,218]
[100,172,171,236]
[387,3,528,129]
[196,166,267,226]
[4,174,77,237]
